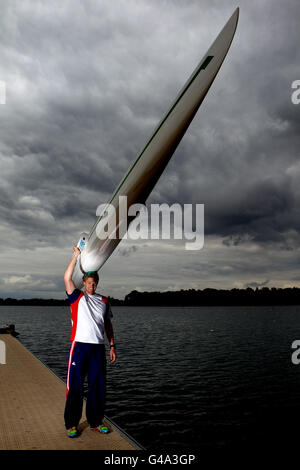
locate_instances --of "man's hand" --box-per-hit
[73,245,81,256]
[110,346,116,363]
[105,318,116,363]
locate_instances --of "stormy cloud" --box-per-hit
[0,0,299,298]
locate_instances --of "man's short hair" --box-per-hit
[82,271,99,284]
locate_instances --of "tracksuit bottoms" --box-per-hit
[64,341,106,429]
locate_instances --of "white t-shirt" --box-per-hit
[67,288,113,344]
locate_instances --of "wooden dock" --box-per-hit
[0,334,140,450]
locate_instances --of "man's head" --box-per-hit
[82,271,99,295]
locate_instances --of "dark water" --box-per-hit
[1,305,300,452]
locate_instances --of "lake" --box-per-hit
[1,304,300,451]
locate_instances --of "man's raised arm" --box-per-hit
[64,246,81,295]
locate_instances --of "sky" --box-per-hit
[0,0,299,300]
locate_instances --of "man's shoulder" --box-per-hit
[93,293,109,303]
[66,288,84,304]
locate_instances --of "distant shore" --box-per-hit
[1,287,300,307]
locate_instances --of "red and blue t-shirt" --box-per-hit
[67,289,113,344]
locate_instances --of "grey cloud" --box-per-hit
[117,245,139,257]
[246,280,270,288]
[0,0,299,297]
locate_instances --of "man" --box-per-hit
[64,245,116,438]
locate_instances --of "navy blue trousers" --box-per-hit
[64,342,106,429]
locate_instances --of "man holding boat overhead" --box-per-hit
[63,246,116,438]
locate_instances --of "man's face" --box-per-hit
[83,277,97,295]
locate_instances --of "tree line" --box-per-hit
[1,287,300,306]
